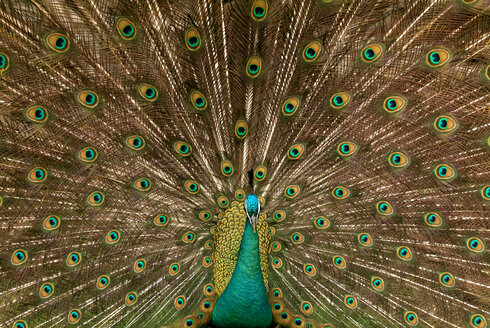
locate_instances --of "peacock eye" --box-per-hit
[433,115,458,134]
[105,230,121,244]
[396,246,413,261]
[470,314,487,328]
[303,263,317,276]
[0,52,10,72]
[337,141,359,157]
[117,18,136,40]
[300,301,313,315]
[332,186,350,199]
[235,119,249,139]
[358,233,373,247]
[284,185,300,198]
[11,249,28,265]
[68,309,82,323]
[388,151,410,168]
[182,231,196,243]
[288,143,305,160]
[190,90,207,111]
[314,216,330,229]
[39,282,54,299]
[43,215,61,231]
[371,276,385,292]
[66,251,82,267]
[291,232,305,244]
[185,28,201,51]
[303,41,322,62]
[134,177,152,191]
[87,191,105,206]
[282,96,300,116]
[25,105,49,123]
[361,43,384,62]
[426,49,451,68]
[333,255,346,269]
[27,167,48,183]
[125,135,146,150]
[138,83,158,101]
[77,90,100,108]
[344,295,357,309]
[434,164,456,181]
[376,201,394,216]
[481,186,490,200]
[125,292,138,306]
[13,320,27,328]
[234,189,245,200]
[254,165,267,181]
[424,212,443,227]
[404,311,419,326]
[466,237,485,253]
[383,95,407,114]
[272,257,283,269]
[330,92,352,109]
[169,262,181,276]
[184,180,200,194]
[251,0,268,21]
[203,284,215,296]
[46,32,70,52]
[97,275,110,290]
[174,295,187,310]
[246,56,262,78]
[134,259,146,273]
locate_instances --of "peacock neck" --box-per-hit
[211,220,272,328]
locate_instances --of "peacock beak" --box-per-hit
[249,216,257,233]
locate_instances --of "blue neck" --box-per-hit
[211,220,272,328]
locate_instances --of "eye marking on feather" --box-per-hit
[484,64,490,81]
[426,48,451,68]
[273,210,286,222]
[67,309,82,324]
[217,195,229,208]
[314,216,330,229]
[125,292,138,306]
[116,17,136,40]
[388,151,410,168]
[337,141,359,157]
[125,135,146,150]
[282,96,301,116]
[25,105,48,123]
[254,165,267,181]
[133,177,152,191]
[329,92,352,109]
[371,276,385,292]
[39,282,54,299]
[271,288,283,299]
[87,191,105,206]
[361,43,384,62]
[203,284,215,296]
[13,320,27,328]
[303,263,317,276]
[383,95,407,114]
[199,210,212,222]
[376,201,394,216]
[284,185,300,198]
[0,52,10,72]
[288,143,305,160]
[358,233,373,247]
[11,249,28,266]
[470,314,487,328]
[396,246,413,261]
[66,251,82,267]
[154,214,169,227]
[433,115,458,134]
[424,212,443,227]
[174,295,187,310]
[466,237,485,253]
[268,226,276,236]
[344,295,357,309]
[404,311,419,326]
[182,231,196,243]
[251,0,268,21]
[204,239,213,250]
[185,28,201,51]
[433,164,456,181]
[332,186,350,199]
[291,232,305,244]
[481,186,490,200]
[202,256,212,268]
[246,56,263,78]
[292,317,304,327]
[201,299,214,312]
[333,255,346,269]
[235,119,249,139]
[300,301,313,316]
[184,180,200,194]
[169,262,181,276]
[78,146,98,163]
[43,215,61,231]
[76,90,100,108]
[138,83,158,101]
[272,257,283,269]
[234,189,245,200]
[45,32,70,53]
[133,259,146,273]
[303,41,322,62]
[271,241,282,252]
[173,141,192,157]
[190,90,208,111]
[271,301,284,313]
[96,275,110,290]
[28,167,47,183]
[439,272,455,288]
[105,230,121,244]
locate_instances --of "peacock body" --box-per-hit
[0,0,489,327]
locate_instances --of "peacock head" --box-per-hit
[245,194,260,233]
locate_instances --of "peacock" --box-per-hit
[0,0,489,327]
